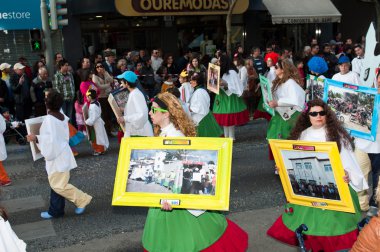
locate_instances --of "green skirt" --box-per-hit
[267,111,301,140]
[257,96,266,113]
[282,186,362,236]
[197,112,223,137]
[212,90,247,115]
[142,209,227,252]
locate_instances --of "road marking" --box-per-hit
[2,195,45,213]
[12,220,56,241]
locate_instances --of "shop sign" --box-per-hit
[0,0,42,30]
[273,16,340,25]
[115,0,249,16]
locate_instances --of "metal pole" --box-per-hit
[40,0,54,76]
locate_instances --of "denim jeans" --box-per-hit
[48,189,65,217]
[368,153,380,206]
[62,100,74,122]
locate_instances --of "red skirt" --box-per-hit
[213,110,249,127]
[267,216,358,252]
[144,219,248,252]
[253,110,272,121]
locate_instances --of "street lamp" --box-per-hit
[315,27,321,38]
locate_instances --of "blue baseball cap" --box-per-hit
[117,71,137,83]
[338,55,350,64]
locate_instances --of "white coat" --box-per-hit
[36,115,77,176]
[0,216,26,252]
[85,102,109,149]
[123,88,153,137]
[0,116,7,161]
[189,88,210,126]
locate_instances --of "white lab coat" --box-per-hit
[36,115,77,176]
[0,116,7,161]
[274,79,305,120]
[222,70,244,97]
[189,88,210,126]
[0,216,26,252]
[300,126,368,192]
[85,102,109,149]
[123,88,153,137]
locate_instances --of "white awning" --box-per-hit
[262,0,341,24]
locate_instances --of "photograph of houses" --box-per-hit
[281,150,340,200]
[126,149,218,195]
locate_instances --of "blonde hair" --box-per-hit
[272,59,302,93]
[153,93,196,137]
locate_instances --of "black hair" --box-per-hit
[81,69,93,82]
[57,59,68,69]
[219,55,238,76]
[190,73,204,86]
[87,89,97,100]
[76,90,84,105]
[166,86,180,98]
[45,90,64,111]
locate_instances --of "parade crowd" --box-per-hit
[0,33,380,251]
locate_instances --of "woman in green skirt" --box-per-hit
[268,99,368,251]
[267,59,305,143]
[143,92,248,252]
[188,73,222,137]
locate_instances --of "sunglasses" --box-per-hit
[308,111,326,117]
[151,106,168,114]
[96,65,104,68]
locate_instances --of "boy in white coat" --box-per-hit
[27,90,92,219]
[85,89,109,155]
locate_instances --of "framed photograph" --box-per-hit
[306,74,325,101]
[259,74,275,116]
[108,88,129,132]
[323,78,380,141]
[269,139,355,213]
[25,116,46,161]
[207,63,220,95]
[112,137,233,211]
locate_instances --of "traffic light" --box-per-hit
[50,0,68,30]
[30,30,43,51]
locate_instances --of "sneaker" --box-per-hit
[75,207,86,215]
[367,206,379,217]
[0,181,12,186]
[93,152,101,156]
[41,211,53,219]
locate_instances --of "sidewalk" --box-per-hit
[49,207,298,252]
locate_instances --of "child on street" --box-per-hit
[0,111,11,186]
[85,89,109,155]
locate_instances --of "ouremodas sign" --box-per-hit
[115,0,249,16]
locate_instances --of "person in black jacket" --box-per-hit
[10,63,32,121]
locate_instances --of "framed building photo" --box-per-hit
[108,88,129,132]
[323,78,379,141]
[25,116,46,161]
[259,75,275,116]
[306,74,325,101]
[207,63,220,95]
[112,137,233,211]
[269,139,355,213]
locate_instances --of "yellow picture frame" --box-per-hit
[112,137,233,211]
[269,139,355,213]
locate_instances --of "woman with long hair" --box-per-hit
[267,99,368,251]
[186,54,207,80]
[212,54,249,140]
[143,92,248,252]
[267,59,305,155]
[92,62,114,135]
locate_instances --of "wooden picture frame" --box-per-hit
[259,74,275,116]
[269,139,355,213]
[207,63,220,95]
[112,137,233,211]
[25,116,46,161]
[323,78,379,141]
[108,88,129,132]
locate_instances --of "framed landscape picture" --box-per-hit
[108,87,129,132]
[25,116,46,161]
[323,78,379,141]
[306,74,325,101]
[259,74,275,116]
[207,63,220,95]
[112,137,233,211]
[269,139,355,213]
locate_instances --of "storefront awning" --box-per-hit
[262,0,341,24]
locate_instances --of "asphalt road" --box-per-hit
[2,119,289,251]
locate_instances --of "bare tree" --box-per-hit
[359,0,380,38]
[226,0,237,57]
